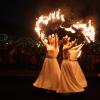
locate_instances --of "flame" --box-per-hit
[77,50,82,58]
[72,20,95,43]
[59,20,95,43]
[34,9,95,44]
[35,9,65,43]
[60,26,76,33]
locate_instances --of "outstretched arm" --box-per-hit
[71,43,84,51]
[76,43,84,52]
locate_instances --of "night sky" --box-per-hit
[0,0,100,41]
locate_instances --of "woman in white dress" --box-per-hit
[33,34,61,91]
[57,36,87,93]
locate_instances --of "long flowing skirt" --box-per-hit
[57,59,87,93]
[33,58,61,91]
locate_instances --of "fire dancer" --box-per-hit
[57,36,87,94]
[33,33,61,92]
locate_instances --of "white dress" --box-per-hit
[57,47,87,93]
[33,45,61,91]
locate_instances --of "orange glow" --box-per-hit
[35,9,65,43]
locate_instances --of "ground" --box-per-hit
[0,72,100,100]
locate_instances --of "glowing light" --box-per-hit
[72,20,95,43]
[60,26,75,33]
[34,9,95,44]
[77,50,82,58]
[35,9,65,43]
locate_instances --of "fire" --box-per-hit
[72,20,95,43]
[77,50,82,58]
[60,26,76,33]
[34,9,95,44]
[59,20,95,43]
[35,9,65,43]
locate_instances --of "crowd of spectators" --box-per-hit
[0,43,100,72]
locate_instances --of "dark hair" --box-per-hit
[62,37,68,44]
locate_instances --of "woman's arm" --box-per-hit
[71,43,84,51]
[76,43,84,52]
